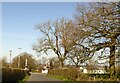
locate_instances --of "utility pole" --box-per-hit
[9,50,12,68]
[18,48,22,68]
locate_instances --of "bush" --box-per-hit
[87,74,110,79]
[2,68,30,83]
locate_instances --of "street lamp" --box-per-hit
[18,48,22,68]
[9,50,12,68]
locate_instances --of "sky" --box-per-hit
[2,2,77,61]
[1,0,95,2]
[1,0,119,2]
[1,1,116,62]
[0,2,2,60]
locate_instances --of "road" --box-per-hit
[26,73,64,83]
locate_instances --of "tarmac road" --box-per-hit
[26,73,64,83]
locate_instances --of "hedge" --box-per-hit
[48,68,88,81]
[48,68,120,81]
[2,68,30,83]
[87,73,120,79]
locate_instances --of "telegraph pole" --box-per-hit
[18,48,22,68]
[9,50,12,68]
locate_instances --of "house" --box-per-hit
[80,67,88,73]
[41,59,51,74]
[79,66,107,74]
[90,69,107,74]
[42,69,48,74]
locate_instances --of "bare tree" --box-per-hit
[49,57,59,69]
[1,57,9,68]
[86,60,97,73]
[64,3,95,68]
[75,2,120,78]
[67,44,94,68]
[33,18,80,68]
[36,57,48,66]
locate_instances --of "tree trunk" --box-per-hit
[109,45,116,79]
[59,59,64,68]
[75,65,79,68]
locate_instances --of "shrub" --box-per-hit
[87,74,110,79]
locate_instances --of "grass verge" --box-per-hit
[19,75,30,83]
[48,74,120,83]
[48,74,74,83]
